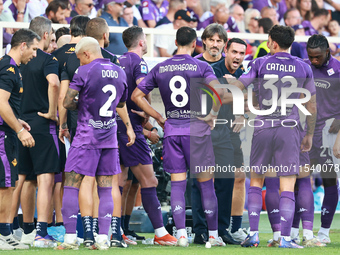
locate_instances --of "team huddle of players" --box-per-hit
[0,14,339,251]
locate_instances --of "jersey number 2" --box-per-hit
[99,84,117,117]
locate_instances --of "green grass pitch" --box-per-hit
[6,213,340,254]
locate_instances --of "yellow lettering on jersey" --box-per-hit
[12,158,17,167]
[7,67,15,74]
[53,57,58,61]
[19,87,23,93]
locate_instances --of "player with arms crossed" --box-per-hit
[58,37,135,250]
[132,26,225,247]
[226,25,317,248]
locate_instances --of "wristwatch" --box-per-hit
[243,113,249,120]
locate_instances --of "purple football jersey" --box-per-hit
[239,52,316,129]
[252,0,287,21]
[197,16,239,32]
[69,58,128,149]
[304,56,340,134]
[302,20,318,36]
[137,54,217,137]
[118,52,148,134]
[196,16,239,48]
[140,0,169,23]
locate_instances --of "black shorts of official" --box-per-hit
[18,133,60,176]
[127,168,139,184]
[0,131,18,187]
[231,133,244,168]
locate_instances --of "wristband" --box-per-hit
[17,127,24,135]
[210,109,219,116]
[17,11,25,14]
[151,127,158,132]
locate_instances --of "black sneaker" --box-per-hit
[83,239,96,249]
[220,231,241,245]
[125,229,145,240]
[194,232,208,244]
[110,237,128,248]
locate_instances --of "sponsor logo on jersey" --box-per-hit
[315,79,331,89]
[141,65,147,74]
[244,66,251,74]
[327,68,335,76]
[143,1,148,7]
[7,67,15,74]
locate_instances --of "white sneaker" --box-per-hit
[317,232,331,244]
[291,232,301,244]
[13,228,23,241]
[230,228,247,242]
[0,235,15,250]
[2,234,29,249]
[20,230,36,245]
[176,236,189,247]
[55,234,79,250]
[94,234,109,250]
[209,236,226,246]
[55,240,79,250]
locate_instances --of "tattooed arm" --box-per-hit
[116,103,136,147]
[301,94,317,152]
[63,88,79,111]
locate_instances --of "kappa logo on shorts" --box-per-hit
[104,213,112,218]
[69,214,77,219]
[204,210,213,214]
[280,216,287,222]
[270,209,279,214]
[11,158,17,167]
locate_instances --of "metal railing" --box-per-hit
[1,21,340,57]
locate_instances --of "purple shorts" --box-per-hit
[118,134,152,167]
[309,134,333,165]
[65,147,121,177]
[163,135,215,174]
[250,127,299,176]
